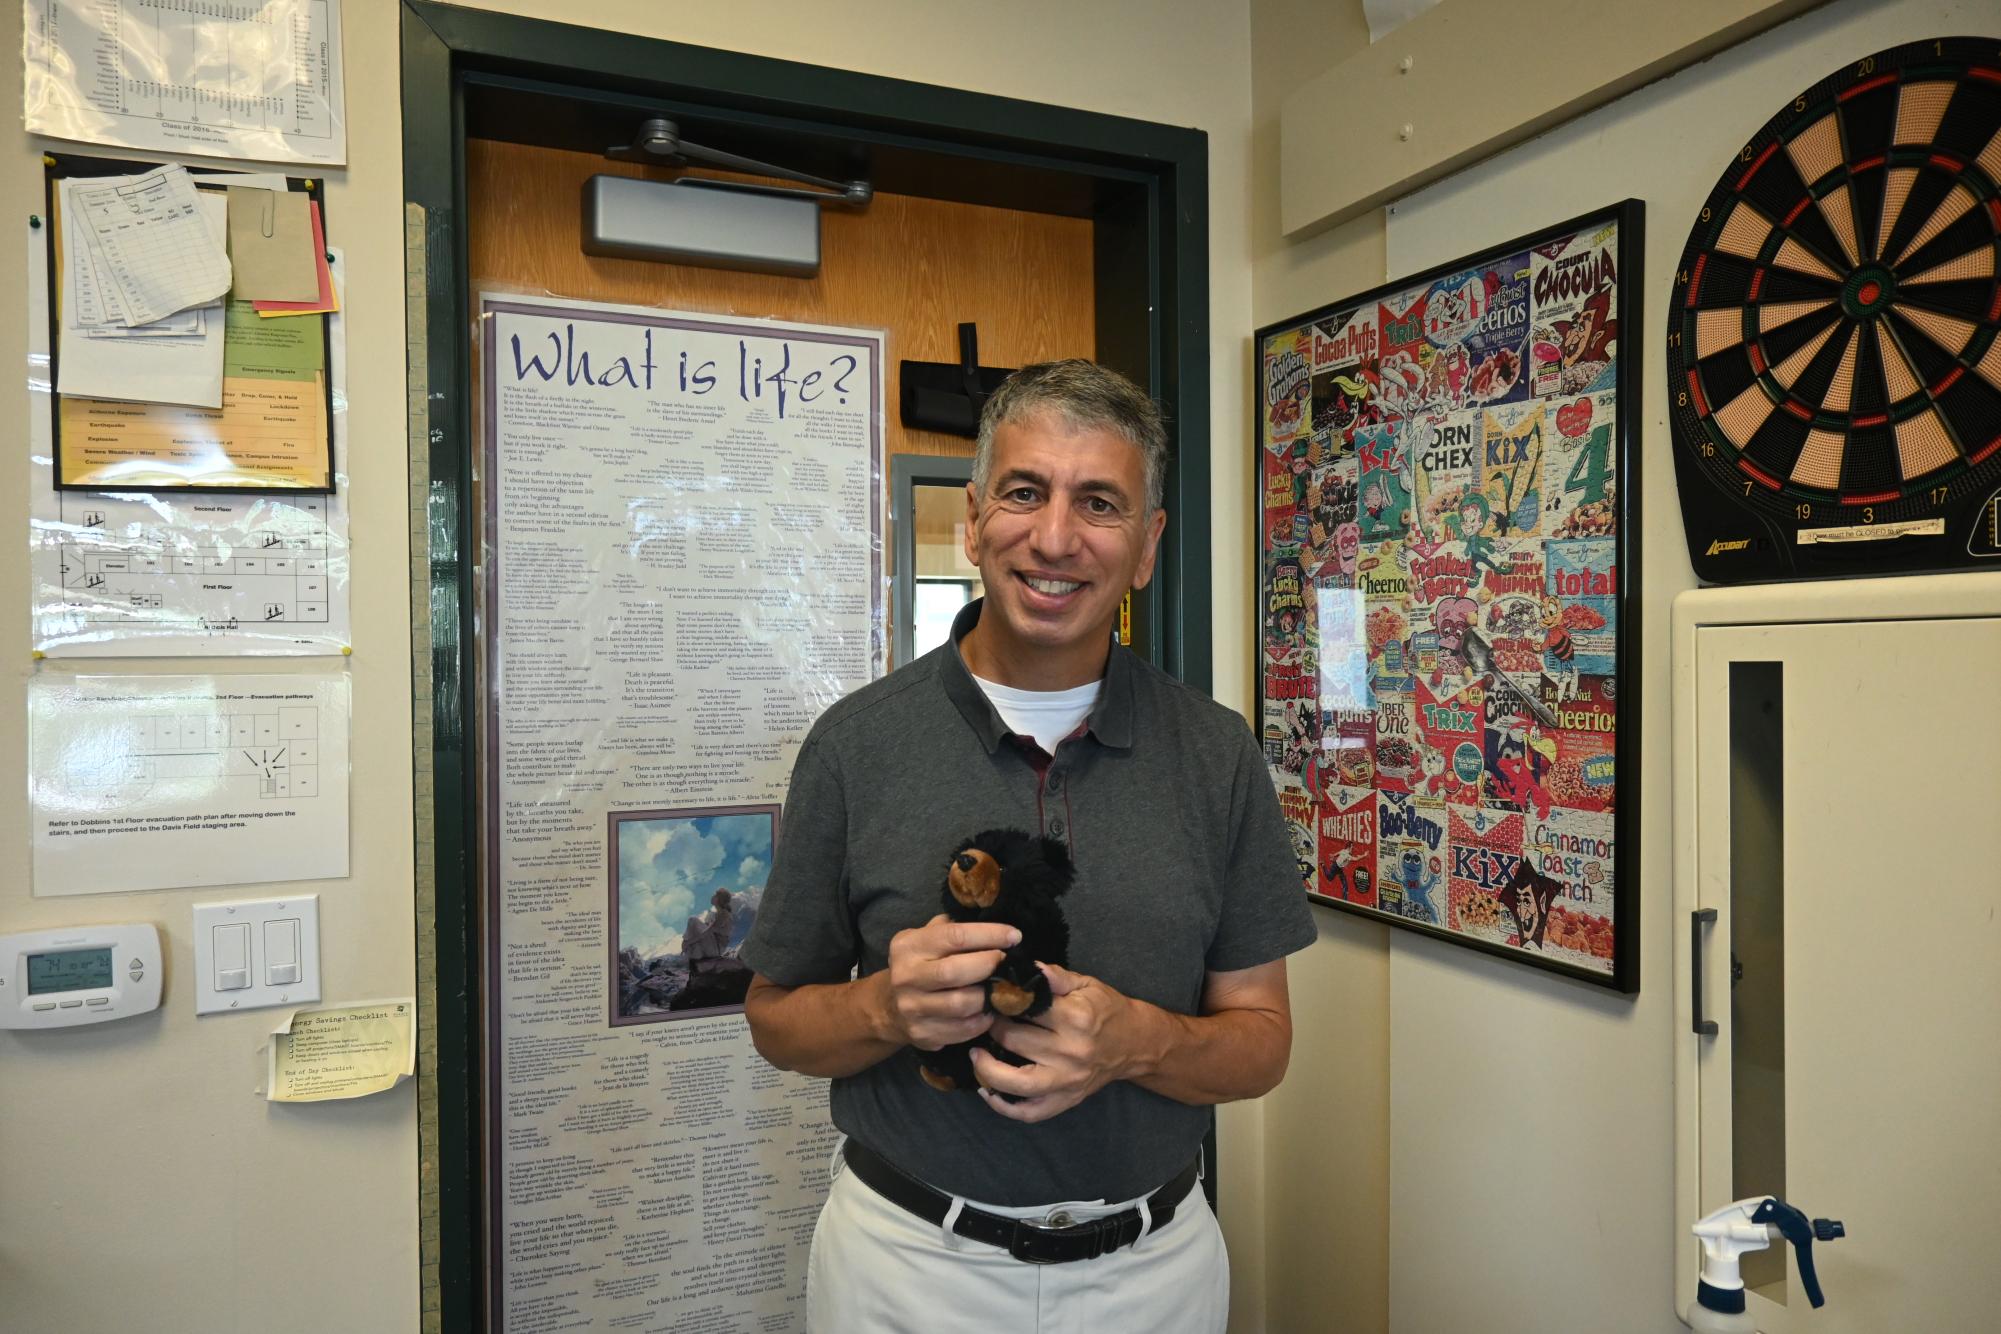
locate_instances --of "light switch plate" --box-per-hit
[191,895,320,1015]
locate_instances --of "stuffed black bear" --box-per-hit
[915,828,1073,1094]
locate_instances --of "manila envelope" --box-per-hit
[226,187,320,303]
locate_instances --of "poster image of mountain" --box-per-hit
[1253,201,1639,993]
[611,806,776,1023]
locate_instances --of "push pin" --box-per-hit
[1400,124,1415,141]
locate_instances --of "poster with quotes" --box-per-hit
[482,294,883,1331]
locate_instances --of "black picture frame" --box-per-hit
[41,153,338,495]
[1253,199,1643,994]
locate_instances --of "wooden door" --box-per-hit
[464,138,1100,1331]
[468,140,1097,663]
[1691,618,2001,1331]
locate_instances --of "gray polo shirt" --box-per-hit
[742,599,1316,1205]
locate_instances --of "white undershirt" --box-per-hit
[971,673,1101,756]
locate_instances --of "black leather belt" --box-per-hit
[841,1138,1199,1264]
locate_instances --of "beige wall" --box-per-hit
[1377,0,1998,1328]
[1278,0,1830,234]
[1246,6,1395,1332]
[0,2,1264,1331]
[0,5,420,1332]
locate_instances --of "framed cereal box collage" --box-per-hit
[1255,201,1642,992]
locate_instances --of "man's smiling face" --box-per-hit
[959,411,1166,690]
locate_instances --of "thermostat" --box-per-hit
[1,924,162,1029]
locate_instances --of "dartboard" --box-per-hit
[1667,36,2001,583]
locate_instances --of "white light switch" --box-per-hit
[191,895,320,1015]
[265,919,300,986]
[214,922,251,990]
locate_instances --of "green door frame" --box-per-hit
[402,3,1212,1325]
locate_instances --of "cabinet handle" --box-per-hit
[1692,908,1719,1037]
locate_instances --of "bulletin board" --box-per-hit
[40,153,337,493]
[1254,201,1642,993]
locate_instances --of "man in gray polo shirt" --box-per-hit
[742,360,1315,1330]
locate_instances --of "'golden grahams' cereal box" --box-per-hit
[1262,328,1312,447]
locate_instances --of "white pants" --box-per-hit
[805,1143,1229,1333]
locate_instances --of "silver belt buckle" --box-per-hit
[1006,1215,1106,1264]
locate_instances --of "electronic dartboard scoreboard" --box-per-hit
[1666,37,2001,583]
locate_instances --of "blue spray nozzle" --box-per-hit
[1750,1197,1845,1309]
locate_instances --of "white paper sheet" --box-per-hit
[67,166,233,326]
[265,1000,417,1102]
[28,236,353,656]
[24,0,348,167]
[29,673,351,896]
[57,184,227,409]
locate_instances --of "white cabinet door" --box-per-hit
[1691,618,2001,1332]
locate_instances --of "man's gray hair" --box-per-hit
[973,360,1169,514]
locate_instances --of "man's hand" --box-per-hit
[744,915,1020,1081]
[968,958,1296,1121]
[878,915,1020,1051]
[970,962,1144,1123]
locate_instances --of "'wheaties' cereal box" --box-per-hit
[1318,784,1378,906]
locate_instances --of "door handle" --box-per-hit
[1692,908,1719,1036]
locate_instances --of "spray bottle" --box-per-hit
[1690,1196,1846,1331]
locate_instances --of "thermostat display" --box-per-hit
[28,946,113,994]
[2,924,161,1029]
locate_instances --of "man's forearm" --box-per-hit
[743,973,899,1079]
[1115,997,1292,1105]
